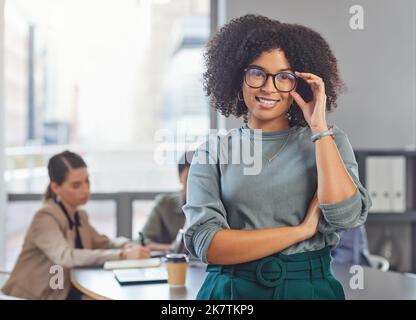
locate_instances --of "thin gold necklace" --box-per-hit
[245,123,291,162]
[266,132,291,162]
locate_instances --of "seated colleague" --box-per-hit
[2,151,150,300]
[331,225,371,266]
[141,151,194,252]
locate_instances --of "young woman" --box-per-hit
[183,15,372,300]
[2,151,150,299]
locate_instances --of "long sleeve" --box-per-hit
[318,126,372,231]
[183,138,230,263]
[141,195,165,243]
[32,212,121,268]
[89,225,129,249]
[84,214,129,249]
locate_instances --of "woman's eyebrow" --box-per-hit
[249,64,293,72]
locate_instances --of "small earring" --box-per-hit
[237,91,244,102]
[243,113,249,123]
[287,104,293,121]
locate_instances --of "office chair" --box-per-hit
[367,254,390,271]
[333,226,391,272]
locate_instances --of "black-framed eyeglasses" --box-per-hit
[244,67,298,92]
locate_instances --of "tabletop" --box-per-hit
[71,262,416,300]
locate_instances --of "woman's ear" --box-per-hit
[50,182,60,197]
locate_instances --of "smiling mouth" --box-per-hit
[255,96,281,107]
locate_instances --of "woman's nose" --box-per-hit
[261,75,277,93]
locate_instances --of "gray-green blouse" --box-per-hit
[182,124,372,264]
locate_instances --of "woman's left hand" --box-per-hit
[290,72,328,133]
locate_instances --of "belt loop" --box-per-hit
[219,265,224,275]
[320,256,327,279]
[309,258,316,281]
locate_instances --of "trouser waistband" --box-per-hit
[206,247,332,287]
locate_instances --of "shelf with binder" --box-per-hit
[355,150,416,214]
[354,149,416,272]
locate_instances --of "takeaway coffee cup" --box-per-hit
[165,253,189,287]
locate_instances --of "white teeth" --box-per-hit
[258,97,277,105]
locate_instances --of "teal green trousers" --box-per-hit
[197,247,345,300]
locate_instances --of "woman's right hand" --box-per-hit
[299,191,321,240]
[120,245,151,259]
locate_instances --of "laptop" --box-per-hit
[113,268,168,285]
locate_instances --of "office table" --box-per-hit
[71,262,207,300]
[71,262,416,300]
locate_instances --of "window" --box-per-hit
[4,0,210,269]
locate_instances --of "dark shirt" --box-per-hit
[142,192,186,244]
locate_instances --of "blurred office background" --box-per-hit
[0,0,416,274]
[0,0,211,270]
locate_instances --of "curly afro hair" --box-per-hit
[203,14,345,127]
